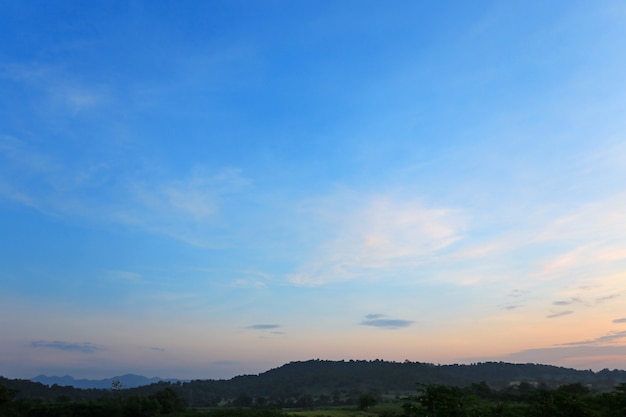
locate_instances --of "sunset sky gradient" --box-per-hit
[2,0,626,380]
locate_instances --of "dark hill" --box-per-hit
[31,373,179,389]
[3,360,626,406]
[242,359,625,395]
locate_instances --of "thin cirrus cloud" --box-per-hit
[466,345,626,367]
[127,167,249,222]
[113,166,251,247]
[1,62,108,114]
[150,347,166,352]
[596,294,621,303]
[288,195,464,286]
[464,324,626,366]
[546,311,574,319]
[246,324,280,330]
[557,330,626,347]
[0,135,250,247]
[360,314,414,329]
[533,195,626,279]
[30,341,103,354]
[552,298,582,306]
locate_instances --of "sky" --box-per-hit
[1,1,626,380]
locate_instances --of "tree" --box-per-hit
[0,383,15,406]
[233,393,254,407]
[111,379,123,391]
[358,393,378,411]
[403,384,480,417]
[0,383,17,416]
[124,395,161,417]
[151,387,185,414]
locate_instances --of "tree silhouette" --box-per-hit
[358,393,378,410]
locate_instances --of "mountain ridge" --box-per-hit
[3,359,624,405]
[31,373,182,389]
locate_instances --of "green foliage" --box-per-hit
[153,387,186,413]
[124,394,161,417]
[401,381,625,417]
[206,409,292,417]
[0,383,16,408]
[0,384,186,417]
[403,384,481,417]
[3,361,626,407]
[357,394,378,411]
[3,362,626,417]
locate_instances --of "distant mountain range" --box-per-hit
[31,373,182,389]
[23,359,626,393]
[2,359,624,405]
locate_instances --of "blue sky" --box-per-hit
[2,0,626,379]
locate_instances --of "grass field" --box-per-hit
[288,403,403,417]
[179,403,405,417]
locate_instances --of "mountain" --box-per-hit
[3,359,625,405]
[31,373,181,389]
[214,359,626,396]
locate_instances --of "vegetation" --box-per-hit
[3,380,626,417]
[401,381,626,417]
[0,384,184,417]
[3,360,626,416]
[3,360,626,408]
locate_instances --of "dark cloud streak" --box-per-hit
[558,330,626,346]
[360,314,413,329]
[546,311,573,319]
[596,294,620,303]
[247,324,280,330]
[30,341,102,354]
[465,344,626,365]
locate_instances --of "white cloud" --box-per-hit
[408,190,626,294]
[0,136,249,246]
[107,270,145,284]
[1,62,108,113]
[288,194,464,286]
[120,167,250,246]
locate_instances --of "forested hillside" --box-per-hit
[2,360,625,407]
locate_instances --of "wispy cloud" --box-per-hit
[227,270,273,288]
[247,324,280,330]
[0,135,62,211]
[465,345,626,368]
[123,166,250,237]
[596,294,620,303]
[552,298,582,306]
[360,314,413,329]
[508,289,527,298]
[230,279,267,288]
[1,62,110,114]
[288,195,464,286]
[546,310,574,319]
[150,347,166,352]
[533,195,626,280]
[0,136,250,246]
[30,341,103,354]
[107,270,144,283]
[613,318,626,324]
[558,330,626,347]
